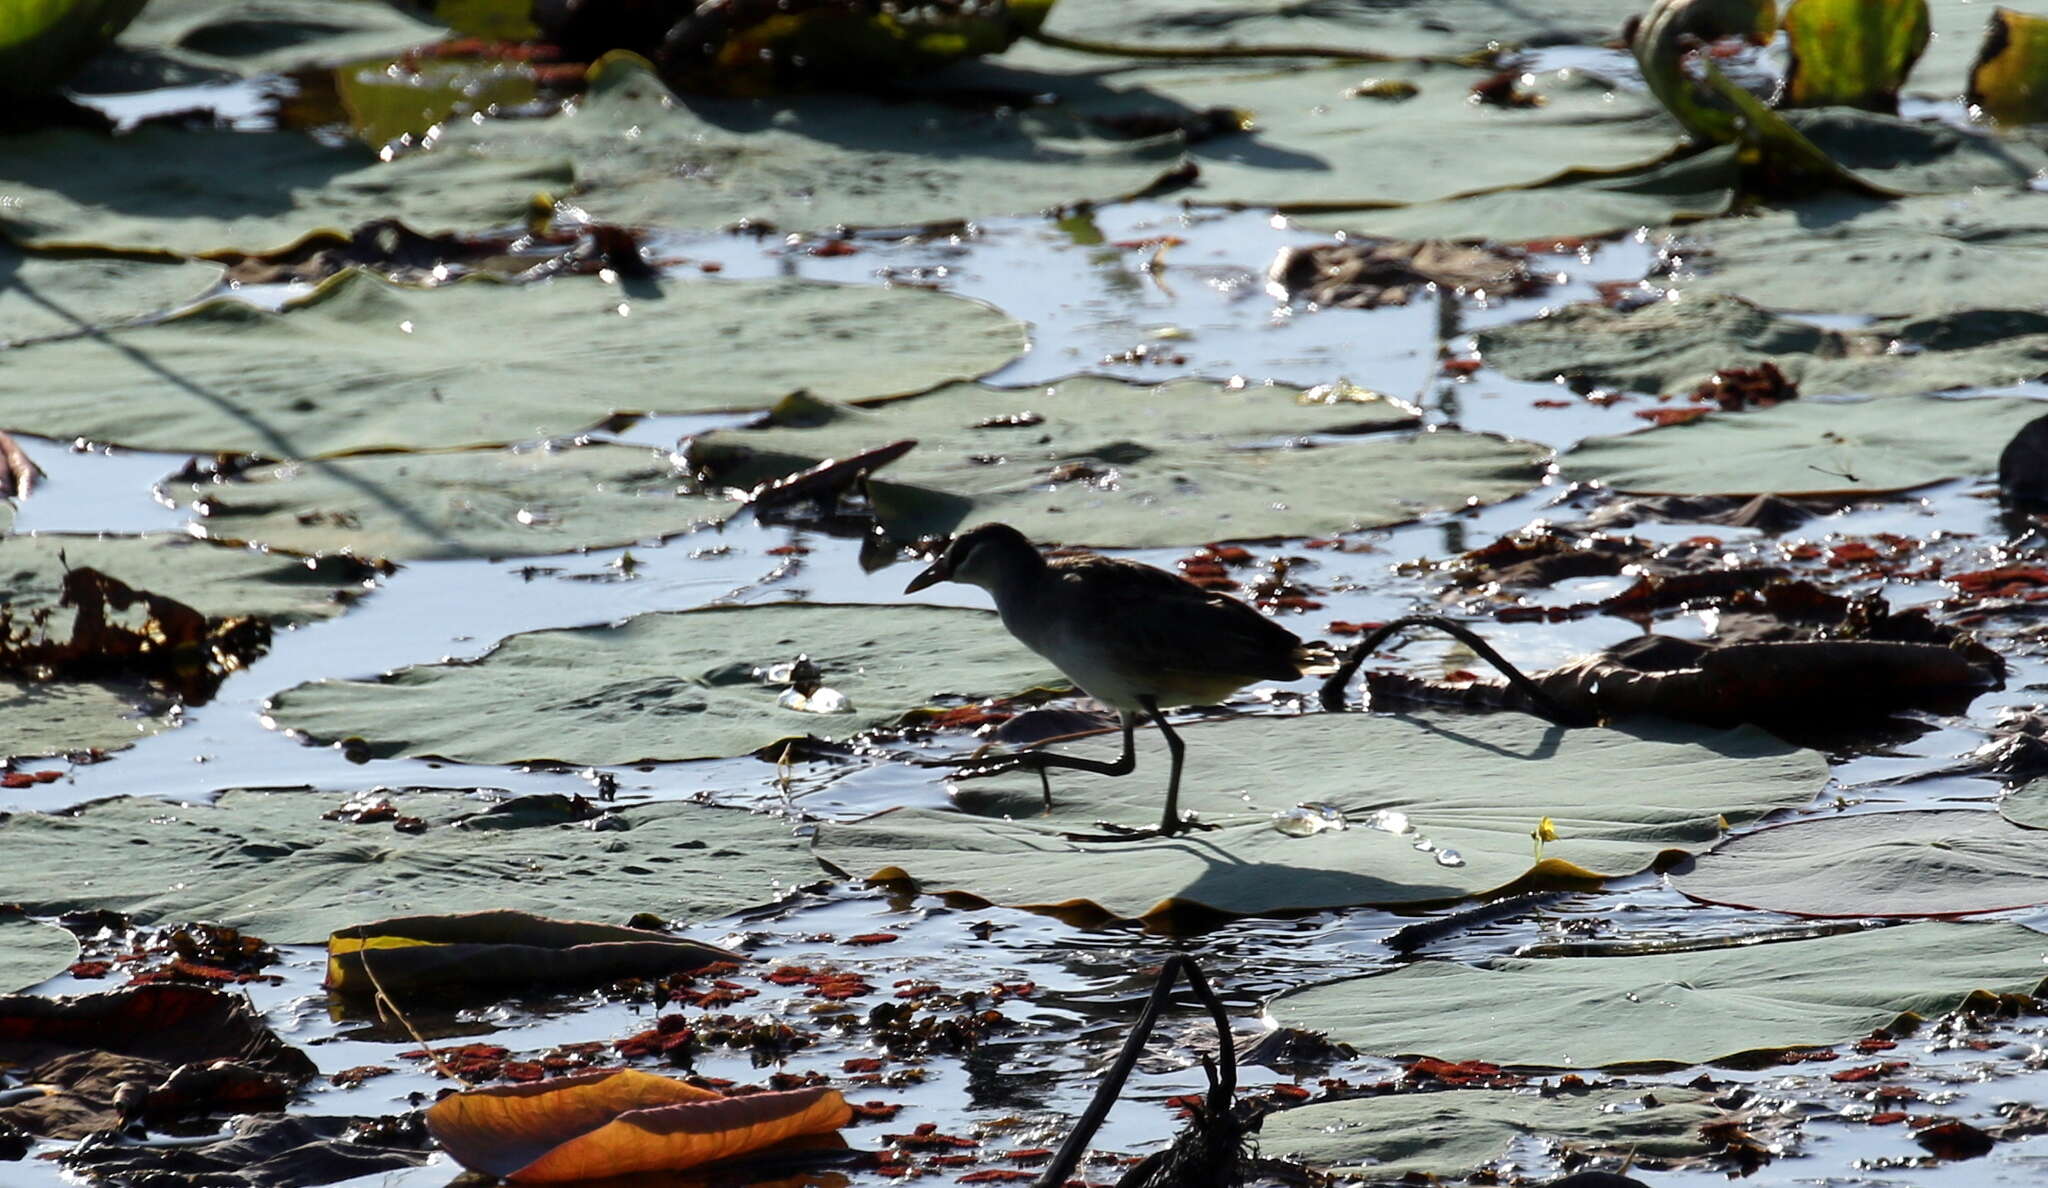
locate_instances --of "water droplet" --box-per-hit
[1271,802,1348,836]
[1435,848,1465,867]
[1412,837,1435,853]
[1364,809,1411,835]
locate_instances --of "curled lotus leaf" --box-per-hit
[1781,0,1931,112]
[1969,7,2048,125]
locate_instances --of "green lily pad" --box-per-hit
[1676,191,2048,318]
[266,604,1061,765]
[1273,921,2048,1068]
[1262,1086,1720,1179]
[688,379,1545,547]
[1480,294,2048,400]
[0,791,822,942]
[1031,0,1647,61]
[812,713,1826,921]
[1558,396,2046,497]
[2003,778,2048,829]
[1673,809,2048,917]
[181,442,716,562]
[0,916,78,993]
[1,533,373,759]
[0,243,220,346]
[1781,0,1930,112]
[0,270,1025,457]
[114,0,444,78]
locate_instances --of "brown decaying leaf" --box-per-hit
[325,909,745,997]
[1268,239,1539,309]
[0,983,315,1139]
[743,438,919,511]
[425,1068,850,1182]
[204,218,657,287]
[0,567,272,705]
[0,431,41,499]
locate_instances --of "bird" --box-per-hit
[903,522,1318,837]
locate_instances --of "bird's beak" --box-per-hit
[903,556,951,594]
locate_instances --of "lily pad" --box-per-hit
[812,713,1826,921]
[0,270,1025,457]
[1273,921,2048,1067]
[0,243,220,346]
[0,791,822,941]
[688,379,1545,547]
[2,533,376,758]
[1479,294,2048,400]
[0,916,78,993]
[1676,191,2048,318]
[1675,809,2048,917]
[1558,396,2048,496]
[1261,1085,1720,1179]
[266,604,1060,765]
[1031,0,1645,62]
[181,443,715,562]
[113,0,444,79]
[2003,778,2048,829]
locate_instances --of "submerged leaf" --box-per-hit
[1969,7,2048,125]
[1273,921,2048,1067]
[425,1069,850,1181]
[1781,0,1930,112]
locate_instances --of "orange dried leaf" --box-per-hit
[425,1067,850,1182]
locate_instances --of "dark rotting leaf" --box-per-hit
[0,567,273,706]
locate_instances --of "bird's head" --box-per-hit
[903,522,1038,594]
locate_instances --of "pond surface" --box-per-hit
[8,3,2048,1185]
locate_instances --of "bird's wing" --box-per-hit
[1054,556,1306,684]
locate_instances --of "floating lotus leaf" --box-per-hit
[0,244,219,346]
[0,270,1025,457]
[267,604,1060,765]
[0,791,822,941]
[2003,778,2048,829]
[1480,294,2048,399]
[1675,191,2048,317]
[0,916,78,993]
[1261,1085,1720,1179]
[687,379,1544,547]
[1327,145,1741,245]
[812,713,1825,921]
[180,443,716,562]
[1029,0,1647,61]
[114,0,443,79]
[1781,0,1930,112]
[1675,809,2048,917]
[1558,396,2046,497]
[1273,921,2048,1067]
[2,534,375,759]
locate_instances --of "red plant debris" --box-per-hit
[614,1014,694,1061]
[959,1172,1036,1183]
[885,1122,979,1150]
[67,961,113,978]
[1952,567,2048,599]
[1635,406,1713,428]
[0,770,62,788]
[851,1101,905,1122]
[844,1057,886,1073]
[1693,361,1797,411]
[845,933,901,946]
[895,980,942,999]
[1404,1057,1524,1087]
[1832,1062,1909,1083]
[1442,356,1484,374]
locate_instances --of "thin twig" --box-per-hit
[347,929,473,1086]
[1317,614,1593,724]
[1034,954,1234,1188]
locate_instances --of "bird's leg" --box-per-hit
[923,714,1138,812]
[1143,695,1190,836]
